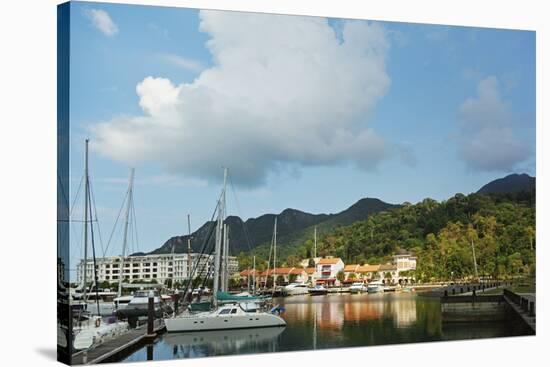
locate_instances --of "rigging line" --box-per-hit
[89,178,105,258]
[183,222,216,301]
[57,172,70,209]
[181,194,222,301]
[87,183,101,316]
[69,173,84,218]
[228,174,254,252]
[103,188,129,257]
[131,191,140,253]
[189,235,215,294]
[182,201,219,298]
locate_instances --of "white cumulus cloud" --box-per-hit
[85,9,118,36]
[91,10,392,186]
[457,76,529,172]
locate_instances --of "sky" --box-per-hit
[66,1,536,267]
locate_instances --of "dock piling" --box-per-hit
[147,291,154,336]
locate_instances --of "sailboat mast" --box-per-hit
[118,168,135,297]
[212,167,227,307]
[253,255,256,294]
[187,214,192,287]
[82,139,89,302]
[314,225,317,259]
[223,223,229,291]
[273,217,277,288]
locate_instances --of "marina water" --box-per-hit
[123,292,532,362]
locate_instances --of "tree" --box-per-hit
[336,270,345,284]
[308,258,315,268]
[286,255,300,267]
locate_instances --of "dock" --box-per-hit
[439,288,535,333]
[420,281,508,297]
[502,289,536,332]
[71,319,166,365]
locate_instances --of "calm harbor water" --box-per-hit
[123,292,532,362]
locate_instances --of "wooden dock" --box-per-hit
[71,319,165,365]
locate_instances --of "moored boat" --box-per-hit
[367,280,384,293]
[349,282,367,293]
[283,282,310,296]
[308,284,328,296]
[164,303,286,332]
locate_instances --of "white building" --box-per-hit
[315,257,345,286]
[394,252,417,272]
[77,253,238,285]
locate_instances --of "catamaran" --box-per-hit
[164,168,286,332]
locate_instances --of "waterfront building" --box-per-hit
[305,267,316,284]
[77,253,238,286]
[393,252,417,271]
[299,257,321,268]
[343,264,360,283]
[378,264,399,284]
[238,269,260,286]
[315,257,345,286]
[258,267,308,285]
[356,264,381,281]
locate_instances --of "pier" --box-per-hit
[71,319,166,365]
[439,287,535,333]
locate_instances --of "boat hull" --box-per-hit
[165,312,286,332]
[308,290,328,296]
[367,287,383,293]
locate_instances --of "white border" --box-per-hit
[0,1,546,367]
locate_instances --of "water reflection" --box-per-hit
[123,293,532,362]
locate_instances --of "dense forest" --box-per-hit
[238,190,535,282]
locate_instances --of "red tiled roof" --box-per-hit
[318,257,342,265]
[357,264,380,272]
[379,264,397,271]
[305,267,316,274]
[239,269,260,276]
[344,264,359,272]
[289,268,306,275]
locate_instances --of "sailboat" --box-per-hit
[72,139,129,351]
[164,168,286,332]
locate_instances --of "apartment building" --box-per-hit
[77,253,238,285]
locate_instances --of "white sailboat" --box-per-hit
[72,140,129,351]
[164,168,286,332]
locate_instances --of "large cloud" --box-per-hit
[457,76,529,172]
[91,10,392,186]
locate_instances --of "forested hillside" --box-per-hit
[242,190,535,282]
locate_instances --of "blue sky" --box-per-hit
[67,1,535,265]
